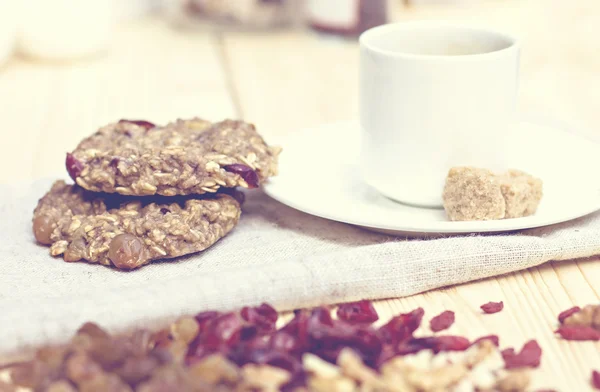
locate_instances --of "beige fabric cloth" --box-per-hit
[1,178,600,354]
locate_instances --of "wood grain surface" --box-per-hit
[0,1,598,390]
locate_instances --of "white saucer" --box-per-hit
[263,119,600,236]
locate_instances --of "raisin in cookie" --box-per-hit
[33,180,241,270]
[66,118,281,196]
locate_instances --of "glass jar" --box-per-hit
[306,0,388,37]
[165,0,295,31]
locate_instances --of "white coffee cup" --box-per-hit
[359,21,520,208]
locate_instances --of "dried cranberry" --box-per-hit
[306,307,382,364]
[240,325,260,342]
[555,326,600,341]
[378,308,424,345]
[224,164,260,188]
[502,340,542,369]
[429,311,455,332]
[557,306,581,324]
[66,153,84,180]
[118,119,156,130]
[375,345,399,367]
[204,313,244,348]
[480,301,504,314]
[410,336,470,354]
[395,339,426,356]
[186,312,243,364]
[194,311,221,333]
[592,370,600,390]
[151,329,171,349]
[336,300,379,324]
[226,336,269,366]
[270,331,300,354]
[115,356,159,385]
[472,335,500,347]
[280,310,310,352]
[247,350,302,375]
[241,303,278,334]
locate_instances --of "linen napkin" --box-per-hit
[1,178,600,354]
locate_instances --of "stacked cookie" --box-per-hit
[32,118,281,270]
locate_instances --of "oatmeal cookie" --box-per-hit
[33,180,241,270]
[67,118,281,196]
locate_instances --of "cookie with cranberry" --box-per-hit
[66,118,281,196]
[33,180,241,270]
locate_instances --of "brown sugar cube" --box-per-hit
[498,169,543,219]
[442,167,506,221]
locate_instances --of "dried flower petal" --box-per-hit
[555,326,600,341]
[557,306,581,324]
[430,311,455,332]
[481,301,504,314]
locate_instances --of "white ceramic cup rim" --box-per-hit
[359,20,520,60]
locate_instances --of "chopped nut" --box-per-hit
[187,354,240,385]
[379,366,416,392]
[46,380,77,392]
[78,373,132,392]
[303,353,341,378]
[495,369,531,391]
[165,340,188,364]
[170,316,200,344]
[564,304,600,329]
[337,349,386,389]
[405,363,468,391]
[464,339,503,369]
[240,364,290,391]
[0,380,17,392]
[65,352,103,385]
[9,361,50,389]
[308,376,357,392]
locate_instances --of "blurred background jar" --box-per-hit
[165,0,298,31]
[306,0,388,37]
[17,0,114,61]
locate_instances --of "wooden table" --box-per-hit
[1,2,599,390]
